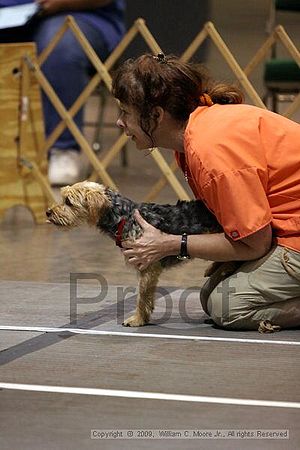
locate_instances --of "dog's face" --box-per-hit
[46,181,109,227]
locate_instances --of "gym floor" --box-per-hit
[1,1,300,449]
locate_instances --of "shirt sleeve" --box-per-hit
[201,166,272,240]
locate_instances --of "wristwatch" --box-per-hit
[177,233,191,260]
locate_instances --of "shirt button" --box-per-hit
[231,230,240,239]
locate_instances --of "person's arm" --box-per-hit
[122,210,272,271]
[37,0,113,15]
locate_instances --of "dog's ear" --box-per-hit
[61,186,82,208]
[85,189,108,225]
[60,186,69,198]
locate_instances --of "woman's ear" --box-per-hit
[151,106,164,125]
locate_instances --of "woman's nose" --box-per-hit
[116,117,124,129]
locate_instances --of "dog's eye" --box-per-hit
[65,197,73,207]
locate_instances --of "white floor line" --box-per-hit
[0,382,299,409]
[0,325,299,346]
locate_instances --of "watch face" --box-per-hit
[180,233,189,259]
[177,255,191,261]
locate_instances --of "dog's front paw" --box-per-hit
[122,314,147,327]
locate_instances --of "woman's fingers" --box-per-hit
[133,210,153,230]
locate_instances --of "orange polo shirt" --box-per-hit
[176,104,300,252]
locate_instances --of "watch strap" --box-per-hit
[177,233,190,260]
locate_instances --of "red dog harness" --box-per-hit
[115,218,126,247]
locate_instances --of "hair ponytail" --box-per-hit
[207,82,244,105]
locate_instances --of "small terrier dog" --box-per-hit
[46,181,222,327]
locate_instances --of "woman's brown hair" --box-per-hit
[112,53,243,143]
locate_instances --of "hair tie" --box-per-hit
[199,93,214,107]
[153,52,167,63]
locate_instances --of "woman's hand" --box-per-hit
[122,210,177,271]
[37,0,112,15]
[37,0,66,15]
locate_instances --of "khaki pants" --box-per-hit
[200,246,300,331]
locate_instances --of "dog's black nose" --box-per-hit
[46,209,52,217]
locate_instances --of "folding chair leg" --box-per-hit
[272,92,278,113]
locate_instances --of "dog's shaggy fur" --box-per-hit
[46,181,223,327]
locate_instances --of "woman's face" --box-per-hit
[116,103,153,150]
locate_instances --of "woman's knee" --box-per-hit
[33,16,66,52]
[206,290,258,330]
[206,290,228,327]
[34,17,88,67]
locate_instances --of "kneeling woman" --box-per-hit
[112,53,300,332]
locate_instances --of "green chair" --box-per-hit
[264,0,300,112]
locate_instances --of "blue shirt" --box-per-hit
[0,0,126,52]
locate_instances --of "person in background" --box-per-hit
[112,53,300,332]
[0,0,126,185]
